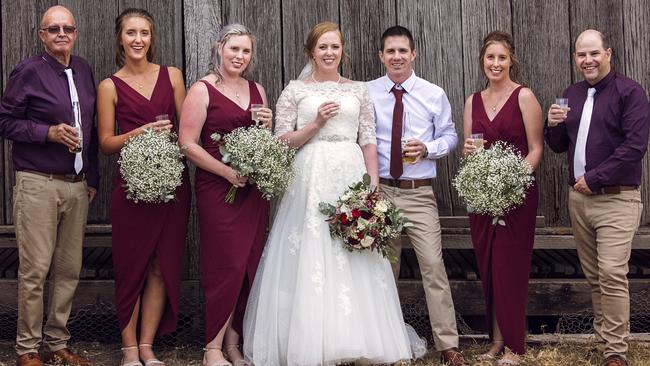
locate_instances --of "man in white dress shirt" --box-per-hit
[366,26,465,366]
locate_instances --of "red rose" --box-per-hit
[357,231,365,239]
[351,209,361,218]
[340,213,348,225]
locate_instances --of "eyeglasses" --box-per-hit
[40,25,77,35]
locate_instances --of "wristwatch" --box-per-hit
[422,145,428,158]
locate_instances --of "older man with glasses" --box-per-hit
[0,5,98,366]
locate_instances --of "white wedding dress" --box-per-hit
[243,80,425,366]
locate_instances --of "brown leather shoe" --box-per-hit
[440,347,468,366]
[603,355,628,366]
[42,348,94,366]
[16,353,44,366]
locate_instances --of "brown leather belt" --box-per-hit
[379,177,432,189]
[593,185,638,195]
[22,170,86,183]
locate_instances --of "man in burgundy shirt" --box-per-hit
[0,6,97,366]
[546,29,649,366]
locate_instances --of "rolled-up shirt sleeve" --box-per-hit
[0,64,50,143]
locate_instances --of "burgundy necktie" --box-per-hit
[390,85,405,179]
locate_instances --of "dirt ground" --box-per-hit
[1,340,650,365]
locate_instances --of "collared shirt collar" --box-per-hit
[41,51,71,75]
[586,69,616,93]
[383,70,417,94]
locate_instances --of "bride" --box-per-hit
[243,22,425,365]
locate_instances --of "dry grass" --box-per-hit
[1,340,649,365]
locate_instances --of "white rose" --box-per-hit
[360,236,374,248]
[375,201,388,213]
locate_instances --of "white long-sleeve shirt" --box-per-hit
[367,71,458,180]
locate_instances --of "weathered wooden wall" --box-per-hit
[2,0,650,278]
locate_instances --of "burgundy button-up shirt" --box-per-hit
[545,70,650,191]
[0,52,99,188]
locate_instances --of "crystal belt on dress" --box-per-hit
[379,177,432,189]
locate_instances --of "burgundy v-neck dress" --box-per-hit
[195,80,269,343]
[109,66,191,336]
[468,86,538,354]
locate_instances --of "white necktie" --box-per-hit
[573,87,596,180]
[64,68,83,174]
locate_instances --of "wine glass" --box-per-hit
[250,104,264,126]
[401,112,416,164]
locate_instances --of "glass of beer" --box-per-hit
[250,104,264,126]
[471,133,484,149]
[402,112,416,164]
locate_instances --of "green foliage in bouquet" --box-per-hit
[119,128,184,203]
[319,174,411,261]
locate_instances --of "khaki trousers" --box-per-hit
[13,171,88,355]
[380,184,459,351]
[568,188,642,358]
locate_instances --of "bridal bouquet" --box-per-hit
[119,128,185,203]
[318,174,410,260]
[211,127,296,203]
[453,141,534,225]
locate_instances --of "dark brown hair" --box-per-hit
[479,31,521,84]
[115,8,155,67]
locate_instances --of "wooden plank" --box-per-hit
[396,0,463,216]
[1,0,58,225]
[222,0,283,118]
[183,0,221,87]
[281,0,338,86]
[623,0,650,226]
[339,0,395,82]
[512,0,573,227]
[461,0,512,100]
[183,0,222,278]
[569,0,625,76]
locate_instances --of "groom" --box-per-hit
[367,26,465,365]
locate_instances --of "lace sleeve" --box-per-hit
[274,82,297,137]
[357,83,377,146]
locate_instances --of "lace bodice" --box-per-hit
[274,80,377,146]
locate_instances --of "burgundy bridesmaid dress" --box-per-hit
[468,86,539,354]
[110,66,191,336]
[195,79,270,343]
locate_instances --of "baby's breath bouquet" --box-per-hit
[119,128,185,203]
[453,141,534,225]
[318,174,410,261]
[211,127,296,203]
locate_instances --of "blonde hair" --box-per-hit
[209,23,255,83]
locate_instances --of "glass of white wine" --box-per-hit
[69,125,82,153]
[555,97,569,115]
[471,133,484,149]
[250,104,264,126]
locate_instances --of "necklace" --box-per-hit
[488,84,517,111]
[133,80,144,89]
[311,73,341,83]
[218,80,242,102]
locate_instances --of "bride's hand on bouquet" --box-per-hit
[224,167,248,187]
[463,137,477,157]
[256,107,273,130]
[314,101,340,127]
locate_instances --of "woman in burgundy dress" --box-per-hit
[178,24,272,366]
[461,31,543,365]
[97,8,190,366]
